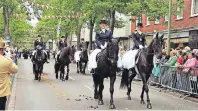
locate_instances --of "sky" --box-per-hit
[29,18,38,27]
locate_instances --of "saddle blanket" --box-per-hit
[117,53,123,68]
[121,50,139,70]
[74,51,82,62]
[87,49,101,71]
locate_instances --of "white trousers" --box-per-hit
[74,51,82,62]
[121,50,139,70]
[87,49,101,71]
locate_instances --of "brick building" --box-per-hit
[130,0,198,49]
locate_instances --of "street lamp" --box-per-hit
[166,0,172,55]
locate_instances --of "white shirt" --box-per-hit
[100,29,106,33]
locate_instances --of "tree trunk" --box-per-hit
[110,9,115,34]
[3,7,10,44]
[77,24,82,48]
[88,17,95,53]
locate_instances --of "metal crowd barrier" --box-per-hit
[149,65,198,96]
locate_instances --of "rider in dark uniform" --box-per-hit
[56,36,67,61]
[78,38,87,51]
[131,23,147,49]
[89,19,113,73]
[95,20,113,49]
[32,35,49,63]
[58,36,67,51]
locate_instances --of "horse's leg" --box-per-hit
[79,61,82,73]
[127,68,137,100]
[62,65,66,81]
[77,62,79,73]
[145,73,152,109]
[109,76,116,109]
[98,78,104,105]
[55,63,58,79]
[83,61,87,74]
[60,65,64,80]
[92,74,99,99]
[65,64,70,80]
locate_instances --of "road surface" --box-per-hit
[10,59,198,110]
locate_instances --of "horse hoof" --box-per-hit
[98,100,104,105]
[77,71,79,73]
[55,75,58,79]
[109,104,116,109]
[141,100,145,104]
[94,94,98,99]
[147,104,152,109]
[128,96,131,100]
[66,76,69,80]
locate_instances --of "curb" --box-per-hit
[7,73,18,110]
[7,59,20,110]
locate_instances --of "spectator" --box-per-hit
[181,52,197,71]
[175,50,184,66]
[164,50,177,66]
[0,41,18,110]
[182,52,188,64]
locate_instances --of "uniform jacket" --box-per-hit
[78,42,87,51]
[131,32,147,49]
[0,55,18,97]
[34,40,44,49]
[95,29,113,49]
[58,40,67,50]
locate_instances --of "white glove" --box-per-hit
[139,45,143,49]
[103,42,107,48]
[145,45,147,48]
[100,45,105,49]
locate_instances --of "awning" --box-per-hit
[164,37,189,43]
[164,31,189,38]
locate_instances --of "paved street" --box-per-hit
[10,58,198,110]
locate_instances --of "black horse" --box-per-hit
[92,38,120,109]
[120,33,164,109]
[76,47,88,74]
[54,47,72,81]
[33,46,47,81]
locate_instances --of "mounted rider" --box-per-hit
[32,35,49,63]
[58,36,67,51]
[56,36,67,61]
[74,38,86,62]
[88,19,113,73]
[121,23,147,70]
[131,23,147,49]
[78,38,87,51]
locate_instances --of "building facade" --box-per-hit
[130,0,198,49]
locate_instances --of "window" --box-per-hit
[176,7,183,19]
[154,18,159,24]
[191,0,198,16]
[165,16,168,21]
[136,16,142,27]
[146,17,150,26]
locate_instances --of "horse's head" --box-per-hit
[149,32,164,57]
[106,38,120,66]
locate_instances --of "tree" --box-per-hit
[0,0,21,42]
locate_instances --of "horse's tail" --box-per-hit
[120,68,129,89]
